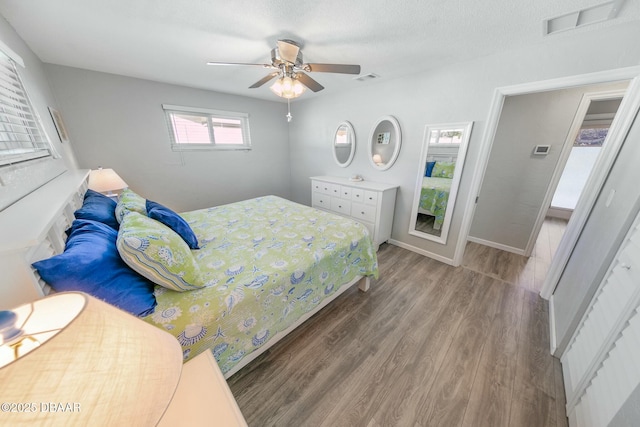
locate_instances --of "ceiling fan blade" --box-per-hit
[277,40,300,64]
[249,72,279,89]
[304,63,361,75]
[296,73,324,92]
[207,62,274,68]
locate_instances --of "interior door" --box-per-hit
[551,108,640,355]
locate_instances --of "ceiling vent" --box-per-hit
[353,73,379,82]
[543,0,624,35]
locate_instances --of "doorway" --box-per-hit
[453,67,640,303]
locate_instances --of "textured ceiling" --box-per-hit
[0,0,638,102]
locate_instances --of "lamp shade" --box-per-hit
[0,292,183,426]
[88,168,128,194]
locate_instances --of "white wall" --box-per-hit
[289,22,640,262]
[44,65,290,212]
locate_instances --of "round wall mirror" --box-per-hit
[332,121,356,167]
[369,115,401,171]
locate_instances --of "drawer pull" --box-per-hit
[361,211,365,215]
[368,197,373,200]
[356,195,360,198]
[338,205,342,208]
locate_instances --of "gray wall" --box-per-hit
[287,22,640,262]
[45,65,290,212]
[470,81,628,251]
[0,16,77,210]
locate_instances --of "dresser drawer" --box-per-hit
[351,202,376,223]
[340,186,352,199]
[312,192,330,210]
[351,188,365,203]
[313,181,335,195]
[329,184,341,197]
[331,197,351,216]
[364,190,378,206]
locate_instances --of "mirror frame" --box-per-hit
[408,121,473,244]
[332,121,356,167]
[368,115,402,171]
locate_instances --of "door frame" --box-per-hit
[523,89,628,258]
[453,66,640,294]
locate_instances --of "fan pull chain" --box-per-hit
[286,98,292,122]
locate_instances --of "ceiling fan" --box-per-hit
[207,39,361,98]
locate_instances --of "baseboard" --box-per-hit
[467,236,526,256]
[547,207,573,220]
[549,294,558,355]
[388,239,456,266]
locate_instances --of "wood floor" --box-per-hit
[228,220,569,426]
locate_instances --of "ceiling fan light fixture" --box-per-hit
[270,76,306,99]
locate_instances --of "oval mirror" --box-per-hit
[332,121,356,167]
[369,116,401,171]
[409,122,473,244]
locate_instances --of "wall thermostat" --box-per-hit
[533,145,551,155]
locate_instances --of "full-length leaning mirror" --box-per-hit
[332,121,356,167]
[369,116,401,171]
[409,122,473,244]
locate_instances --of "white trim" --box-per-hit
[541,75,640,299]
[161,104,249,119]
[332,121,356,167]
[161,104,252,151]
[466,236,526,256]
[523,89,627,257]
[453,89,505,266]
[368,115,402,171]
[549,294,557,354]
[408,122,473,245]
[388,239,456,266]
[223,274,366,379]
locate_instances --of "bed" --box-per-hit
[418,176,452,230]
[11,172,378,378]
[418,156,456,230]
[140,194,378,376]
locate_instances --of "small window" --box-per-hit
[162,104,251,151]
[0,50,53,166]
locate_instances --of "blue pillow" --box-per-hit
[146,200,199,249]
[425,161,436,177]
[74,189,119,230]
[32,219,157,317]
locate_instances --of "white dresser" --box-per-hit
[310,176,398,250]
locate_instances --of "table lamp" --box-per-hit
[0,292,183,426]
[88,167,128,197]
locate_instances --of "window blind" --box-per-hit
[0,51,51,166]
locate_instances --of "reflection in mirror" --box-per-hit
[369,116,401,171]
[409,122,473,244]
[333,121,355,167]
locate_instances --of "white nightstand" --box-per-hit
[158,351,247,427]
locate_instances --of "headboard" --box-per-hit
[0,169,89,310]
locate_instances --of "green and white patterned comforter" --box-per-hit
[419,177,452,230]
[142,196,378,374]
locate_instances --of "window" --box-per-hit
[0,50,52,166]
[162,104,251,151]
